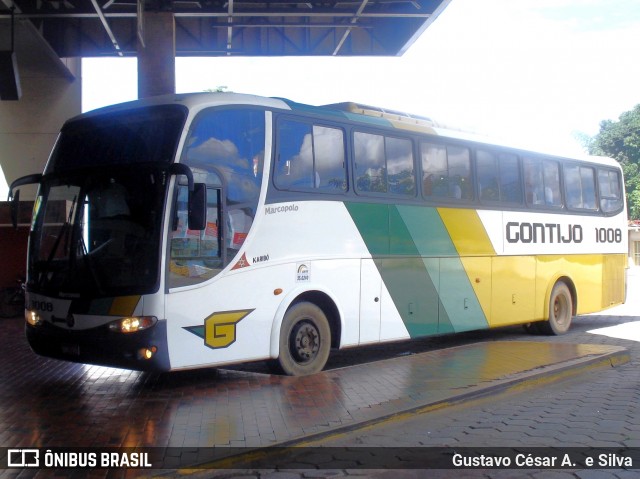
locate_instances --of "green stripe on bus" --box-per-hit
[395,205,457,256]
[345,202,488,337]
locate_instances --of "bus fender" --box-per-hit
[268,285,345,359]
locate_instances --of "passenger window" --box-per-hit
[386,137,415,196]
[276,119,346,192]
[354,133,415,196]
[313,126,347,191]
[422,142,471,200]
[498,153,523,204]
[598,168,624,213]
[524,158,562,208]
[276,121,314,189]
[476,150,499,201]
[355,132,387,193]
[565,165,596,210]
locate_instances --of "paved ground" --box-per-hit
[179,269,640,479]
[1,269,639,478]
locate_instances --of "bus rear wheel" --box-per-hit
[276,302,331,376]
[538,282,573,335]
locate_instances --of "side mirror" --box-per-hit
[188,183,207,231]
[168,164,207,230]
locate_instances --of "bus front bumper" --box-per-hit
[25,319,170,372]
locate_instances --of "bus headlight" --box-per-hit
[109,316,157,334]
[25,309,42,326]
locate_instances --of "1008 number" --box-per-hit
[595,228,622,243]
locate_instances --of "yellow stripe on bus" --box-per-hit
[437,208,495,256]
[109,296,141,317]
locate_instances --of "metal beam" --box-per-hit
[333,0,368,55]
[227,0,233,53]
[90,0,123,56]
[0,0,447,58]
[0,12,431,20]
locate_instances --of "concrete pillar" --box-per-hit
[137,12,175,98]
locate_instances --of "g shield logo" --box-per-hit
[183,309,254,349]
[204,310,253,349]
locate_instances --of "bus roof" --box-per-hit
[80,92,619,168]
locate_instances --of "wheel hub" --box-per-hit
[554,296,568,324]
[291,321,320,363]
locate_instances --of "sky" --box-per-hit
[80,0,640,158]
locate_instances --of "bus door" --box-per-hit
[359,259,381,344]
[165,185,224,367]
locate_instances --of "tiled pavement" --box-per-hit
[1,270,639,478]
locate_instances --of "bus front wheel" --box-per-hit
[276,302,331,376]
[539,282,573,335]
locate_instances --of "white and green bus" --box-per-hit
[9,93,627,376]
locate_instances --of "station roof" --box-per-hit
[0,0,451,58]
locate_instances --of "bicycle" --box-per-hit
[0,278,25,319]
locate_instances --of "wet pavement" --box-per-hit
[1,270,639,478]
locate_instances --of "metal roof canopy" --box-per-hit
[0,1,451,58]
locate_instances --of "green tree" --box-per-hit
[589,104,640,219]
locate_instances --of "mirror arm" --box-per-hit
[8,173,42,201]
[168,163,194,192]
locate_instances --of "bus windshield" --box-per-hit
[29,166,167,297]
[28,105,188,298]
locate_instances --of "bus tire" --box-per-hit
[276,301,331,376]
[538,282,573,335]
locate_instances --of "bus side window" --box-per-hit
[581,167,597,210]
[276,120,314,189]
[354,132,386,194]
[354,132,415,196]
[542,160,562,207]
[498,153,523,203]
[565,164,597,210]
[421,142,471,200]
[313,125,347,192]
[524,157,562,208]
[276,120,346,192]
[386,137,415,196]
[524,158,543,205]
[476,150,499,201]
[598,168,624,214]
[447,146,472,200]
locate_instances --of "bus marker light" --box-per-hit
[274,288,283,296]
[138,346,157,360]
